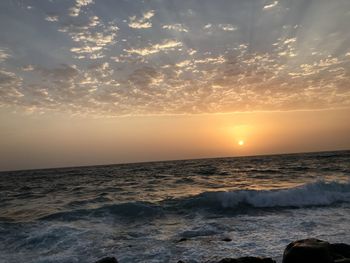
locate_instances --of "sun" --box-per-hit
[238,140,245,146]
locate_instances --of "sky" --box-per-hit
[0,0,350,171]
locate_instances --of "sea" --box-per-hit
[1,150,350,263]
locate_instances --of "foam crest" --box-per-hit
[40,181,350,221]
[184,181,350,209]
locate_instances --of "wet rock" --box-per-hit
[283,238,332,263]
[217,257,275,263]
[95,257,118,263]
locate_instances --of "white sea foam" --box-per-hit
[206,181,350,208]
[35,181,350,222]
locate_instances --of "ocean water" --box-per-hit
[1,151,350,263]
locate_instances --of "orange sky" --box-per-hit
[1,108,349,171]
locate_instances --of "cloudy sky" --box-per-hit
[1,0,350,170]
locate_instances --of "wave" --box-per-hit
[41,202,162,221]
[40,181,350,221]
[179,181,350,210]
[65,196,112,207]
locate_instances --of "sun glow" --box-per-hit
[238,140,245,146]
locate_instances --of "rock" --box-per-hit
[283,238,332,263]
[335,260,350,263]
[95,257,118,263]
[331,243,350,261]
[217,257,275,263]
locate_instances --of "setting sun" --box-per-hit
[238,140,245,146]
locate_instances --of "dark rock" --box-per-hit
[335,260,350,263]
[283,238,332,263]
[217,259,236,263]
[95,257,118,263]
[331,243,350,261]
[222,237,232,242]
[218,257,275,263]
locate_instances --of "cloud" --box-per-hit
[275,37,298,57]
[0,70,21,87]
[15,64,92,111]
[128,10,155,29]
[0,48,11,62]
[37,64,79,80]
[4,45,350,116]
[263,1,278,10]
[59,16,118,59]
[176,60,192,68]
[2,0,350,116]
[194,56,226,65]
[162,24,188,32]
[188,49,197,56]
[283,38,296,45]
[125,40,182,56]
[218,24,237,31]
[127,66,159,87]
[45,14,59,22]
[0,70,23,106]
[21,65,35,71]
[69,0,94,17]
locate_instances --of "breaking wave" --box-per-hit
[40,181,350,221]
[181,181,350,210]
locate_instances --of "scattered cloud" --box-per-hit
[21,65,35,71]
[0,70,21,87]
[45,14,59,22]
[188,49,197,56]
[1,0,350,116]
[0,70,23,106]
[0,48,11,62]
[263,1,278,10]
[59,16,118,59]
[275,37,298,57]
[176,60,192,68]
[128,10,155,29]
[69,0,94,17]
[125,40,182,56]
[283,38,296,45]
[162,24,188,32]
[218,24,237,31]
[37,64,79,80]
[194,56,226,65]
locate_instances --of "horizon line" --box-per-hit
[1,148,349,174]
